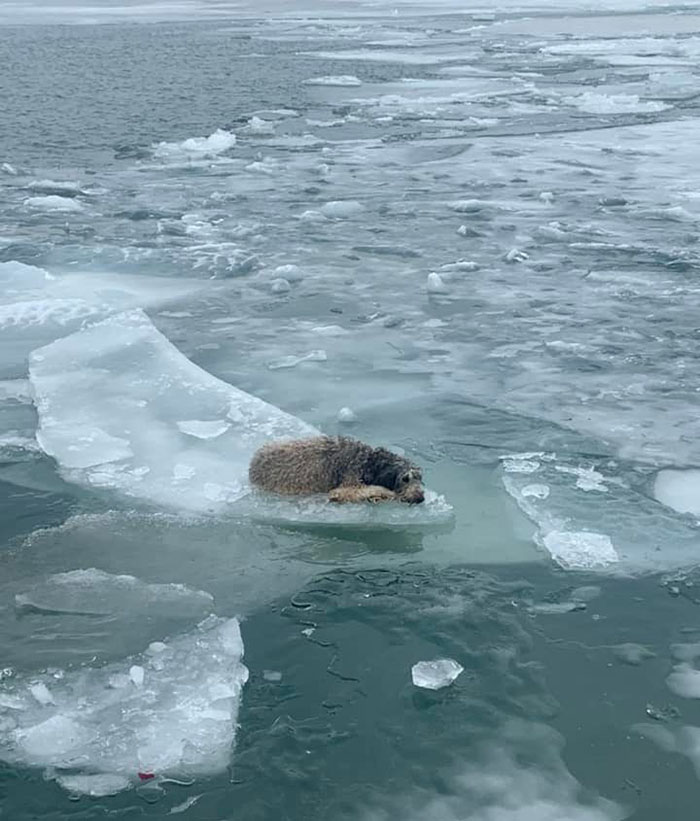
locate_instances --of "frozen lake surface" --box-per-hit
[2,0,700,817]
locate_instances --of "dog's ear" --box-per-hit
[363,448,400,490]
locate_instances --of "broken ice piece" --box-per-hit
[129,665,145,687]
[29,683,55,706]
[337,407,357,423]
[411,659,463,690]
[262,670,282,682]
[176,420,230,440]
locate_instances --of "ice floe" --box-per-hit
[0,615,247,796]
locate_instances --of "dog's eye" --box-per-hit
[401,474,410,484]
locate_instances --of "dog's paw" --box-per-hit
[362,486,396,504]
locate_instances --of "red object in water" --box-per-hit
[138,771,155,781]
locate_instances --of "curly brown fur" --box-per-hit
[248,436,425,504]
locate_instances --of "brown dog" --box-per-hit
[248,436,425,504]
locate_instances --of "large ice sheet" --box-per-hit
[0,615,247,795]
[29,310,452,523]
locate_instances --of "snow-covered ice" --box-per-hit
[0,615,247,795]
[411,659,463,690]
[654,469,700,517]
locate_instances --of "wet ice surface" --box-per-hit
[2,1,700,818]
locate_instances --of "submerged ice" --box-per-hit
[0,616,247,795]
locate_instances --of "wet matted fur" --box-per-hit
[248,436,425,504]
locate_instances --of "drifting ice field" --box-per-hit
[2,1,700,818]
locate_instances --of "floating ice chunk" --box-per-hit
[613,644,655,666]
[555,465,608,493]
[1,162,17,175]
[27,179,87,197]
[505,248,529,263]
[440,260,479,272]
[262,670,282,682]
[153,129,236,161]
[29,311,318,513]
[299,209,328,223]
[667,664,700,699]
[654,469,700,516]
[57,773,131,797]
[29,683,55,706]
[562,91,669,114]
[304,75,362,86]
[529,601,586,615]
[25,195,84,212]
[273,264,303,283]
[411,659,463,690]
[671,643,700,664]
[521,484,550,499]
[176,420,230,440]
[539,191,554,203]
[129,665,145,687]
[337,407,357,424]
[246,116,274,135]
[267,349,327,370]
[427,272,449,294]
[270,278,291,294]
[449,199,487,213]
[15,568,214,620]
[540,531,618,570]
[0,616,247,795]
[320,200,364,218]
[502,457,540,474]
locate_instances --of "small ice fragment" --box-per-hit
[671,643,700,664]
[25,195,84,212]
[267,350,327,370]
[667,664,700,698]
[1,162,17,175]
[440,260,479,272]
[176,419,230,440]
[541,530,618,569]
[613,644,655,666]
[529,601,586,615]
[270,278,291,294]
[539,191,554,203]
[320,200,364,218]
[411,659,463,690]
[147,642,167,655]
[301,627,315,637]
[571,585,601,603]
[502,458,540,474]
[273,264,303,282]
[29,683,55,706]
[247,116,274,135]
[337,407,357,424]
[262,670,282,682]
[57,773,131,797]
[427,272,449,294]
[304,75,362,87]
[505,248,529,263]
[129,665,145,687]
[521,484,549,499]
[299,209,328,223]
[450,199,486,213]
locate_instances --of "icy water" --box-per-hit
[3,0,700,818]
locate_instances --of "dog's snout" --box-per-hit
[401,484,425,504]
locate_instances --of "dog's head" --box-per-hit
[364,448,425,504]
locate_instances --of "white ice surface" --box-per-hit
[654,469,700,517]
[152,129,236,161]
[0,615,247,795]
[29,310,452,524]
[411,659,463,690]
[24,195,84,212]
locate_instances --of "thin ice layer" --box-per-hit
[0,616,247,795]
[15,568,213,617]
[29,310,452,524]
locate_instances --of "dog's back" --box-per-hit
[249,437,340,494]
